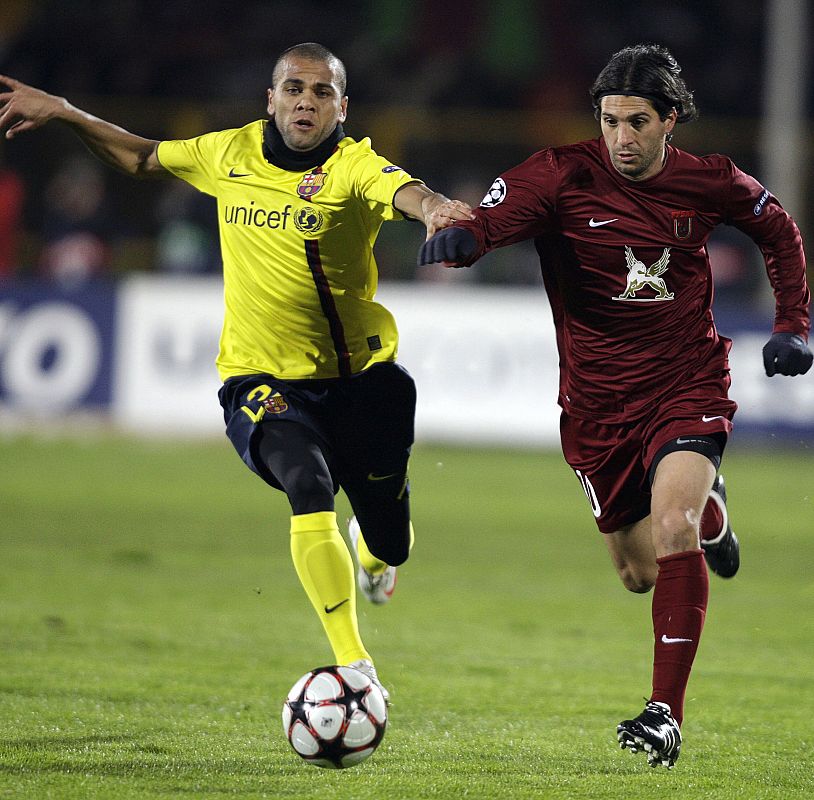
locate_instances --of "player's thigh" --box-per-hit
[648,449,716,556]
[332,362,416,475]
[257,421,338,513]
[560,412,651,534]
[219,373,334,492]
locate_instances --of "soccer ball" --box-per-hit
[282,665,387,769]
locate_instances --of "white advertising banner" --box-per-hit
[106,277,812,444]
[727,332,814,426]
[113,276,224,434]
[378,284,561,444]
[111,279,563,442]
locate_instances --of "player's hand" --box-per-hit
[0,74,67,139]
[423,198,474,239]
[418,227,477,268]
[762,332,813,376]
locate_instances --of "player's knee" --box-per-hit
[652,507,700,553]
[285,466,335,515]
[617,564,656,593]
[368,537,409,567]
[383,540,410,567]
[359,523,410,567]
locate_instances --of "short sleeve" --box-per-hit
[157,132,225,196]
[344,138,420,219]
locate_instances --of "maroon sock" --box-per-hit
[700,494,724,542]
[650,549,708,727]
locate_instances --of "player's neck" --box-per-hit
[263,120,344,171]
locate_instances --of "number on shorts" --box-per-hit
[574,469,602,518]
[241,384,272,423]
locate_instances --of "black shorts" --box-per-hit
[218,361,416,495]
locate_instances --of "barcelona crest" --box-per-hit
[263,392,288,414]
[671,210,695,240]
[297,168,326,199]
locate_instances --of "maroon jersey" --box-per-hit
[457,138,810,424]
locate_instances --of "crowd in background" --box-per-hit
[0,0,799,308]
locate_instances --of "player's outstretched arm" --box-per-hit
[0,74,167,179]
[393,183,474,239]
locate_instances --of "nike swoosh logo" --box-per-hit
[588,217,619,227]
[676,437,705,445]
[702,415,725,423]
[228,168,252,178]
[367,472,399,481]
[324,599,349,614]
[661,634,693,644]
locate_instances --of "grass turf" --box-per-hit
[0,434,812,799]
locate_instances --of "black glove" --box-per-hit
[762,332,813,376]
[418,227,477,267]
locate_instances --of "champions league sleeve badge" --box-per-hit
[480,177,507,208]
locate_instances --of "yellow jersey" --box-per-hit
[156,121,420,380]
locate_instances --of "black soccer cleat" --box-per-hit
[702,474,740,578]
[617,700,682,769]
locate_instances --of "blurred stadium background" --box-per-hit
[1,4,813,796]
[0,0,811,442]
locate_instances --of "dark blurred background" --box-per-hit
[0,0,810,310]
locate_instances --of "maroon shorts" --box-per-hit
[560,380,736,533]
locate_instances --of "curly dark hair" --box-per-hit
[589,43,698,123]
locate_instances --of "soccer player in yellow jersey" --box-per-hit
[0,42,473,700]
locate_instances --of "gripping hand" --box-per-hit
[762,332,813,376]
[418,227,476,268]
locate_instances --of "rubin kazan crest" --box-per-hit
[613,246,675,302]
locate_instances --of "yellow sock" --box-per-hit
[290,511,369,665]
[356,521,415,576]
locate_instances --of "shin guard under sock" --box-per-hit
[650,549,708,726]
[290,511,370,665]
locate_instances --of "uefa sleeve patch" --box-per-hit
[480,177,507,208]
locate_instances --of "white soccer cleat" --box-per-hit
[348,516,397,605]
[347,658,390,705]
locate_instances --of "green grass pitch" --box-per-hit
[1,434,812,799]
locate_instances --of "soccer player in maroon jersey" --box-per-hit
[419,43,812,768]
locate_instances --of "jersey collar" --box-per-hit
[263,120,345,171]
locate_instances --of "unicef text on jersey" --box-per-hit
[224,202,293,229]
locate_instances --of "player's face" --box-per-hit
[600,96,677,181]
[267,56,347,152]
